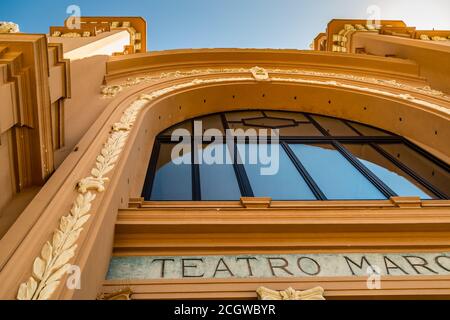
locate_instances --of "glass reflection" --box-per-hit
[289,144,386,200]
[378,144,449,198]
[150,143,192,200]
[237,143,316,200]
[197,143,241,200]
[344,144,434,199]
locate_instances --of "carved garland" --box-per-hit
[16,97,150,300]
[16,68,449,300]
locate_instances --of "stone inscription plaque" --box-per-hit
[107,253,450,280]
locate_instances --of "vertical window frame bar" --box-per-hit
[370,142,447,199]
[191,120,201,201]
[141,139,161,200]
[221,114,254,197]
[307,113,396,198]
[281,141,327,200]
[332,141,397,199]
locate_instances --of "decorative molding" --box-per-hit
[101,68,250,98]
[420,34,450,42]
[109,73,449,116]
[17,97,151,300]
[257,286,325,300]
[98,288,132,300]
[101,85,123,98]
[250,66,270,81]
[269,76,450,115]
[60,32,82,38]
[101,67,450,102]
[0,22,20,33]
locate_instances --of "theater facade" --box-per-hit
[0,17,449,300]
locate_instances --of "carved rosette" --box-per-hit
[257,286,325,300]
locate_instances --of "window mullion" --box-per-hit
[281,142,327,200]
[332,141,397,198]
[141,139,161,200]
[192,122,201,201]
[342,120,364,136]
[220,114,254,197]
[305,114,330,136]
[370,143,447,199]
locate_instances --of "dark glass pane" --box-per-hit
[229,122,322,137]
[265,111,309,122]
[197,143,241,200]
[161,121,192,137]
[244,117,296,128]
[193,114,224,137]
[150,143,192,200]
[311,115,358,136]
[378,144,450,198]
[228,123,278,137]
[347,122,392,136]
[237,143,316,200]
[225,111,264,122]
[289,144,386,200]
[278,124,323,136]
[344,144,434,199]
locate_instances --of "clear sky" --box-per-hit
[1,0,449,51]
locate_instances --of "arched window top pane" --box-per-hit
[311,115,359,136]
[159,110,399,138]
[143,109,449,201]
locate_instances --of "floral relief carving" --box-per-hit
[17,98,149,300]
[17,192,96,300]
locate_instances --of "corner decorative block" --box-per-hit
[0,22,20,33]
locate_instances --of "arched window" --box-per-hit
[142,110,449,201]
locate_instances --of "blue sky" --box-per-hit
[1,0,449,50]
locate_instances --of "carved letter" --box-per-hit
[297,257,321,276]
[236,257,258,277]
[182,259,205,278]
[384,256,409,275]
[435,256,450,272]
[267,258,293,277]
[344,256,372,276]
[152,259,175,278]
[213,258,235,278]
[402,256,438,275]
